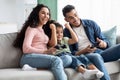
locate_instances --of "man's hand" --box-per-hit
[96,38,107,48]
[84,45,97,53]
[75,45,97,55]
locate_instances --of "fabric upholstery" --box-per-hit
[0,32,119,80]
[102,26,117,47]
[0,33,22,68]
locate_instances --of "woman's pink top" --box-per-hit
[23,26,49,54]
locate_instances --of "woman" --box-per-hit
[13,4,70,80]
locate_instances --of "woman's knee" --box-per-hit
[51,56,63,67]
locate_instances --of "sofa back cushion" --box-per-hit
[0,32,22,69]
[102,26,117,47]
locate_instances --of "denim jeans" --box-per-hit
[20,54,67,80]
[56,52,91,70]
[99,44,120,62]
[91,44,120,80]
[85,53,110,80]
[59,54,72,68]
[70,54,94,70]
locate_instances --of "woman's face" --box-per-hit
[56,27,63,41]
[39,7,50,25]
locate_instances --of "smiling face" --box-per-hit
[39,7,50,25]
[56,27,63,42]
[65,9,80,27]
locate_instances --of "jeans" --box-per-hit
[59,54,72,68]
[99,44,120,62]
[85,53,110,80]
[71,54,94,70]
[56,52,91,70]
[20,54,67,80]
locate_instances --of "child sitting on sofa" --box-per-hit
[44,21,104,79]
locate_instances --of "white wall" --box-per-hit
[0,0,120,33]
[0,0,17,23]
[57,0,120,32]
[0,0,37,31]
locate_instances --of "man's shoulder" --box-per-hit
[81,19,97,27]
[81,19,96,23]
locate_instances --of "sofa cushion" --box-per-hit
[0,68,94,80]
[102,26,117,47]
[0,33,22,69]
[105,60,120,74]
[0,68,55,80]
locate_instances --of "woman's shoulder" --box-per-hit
[25,26,38,34]
[27,26,38,31]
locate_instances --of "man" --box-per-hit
[62,5,120,80]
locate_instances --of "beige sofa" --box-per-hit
[0,32,119,80]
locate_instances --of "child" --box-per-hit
[52,22,104,79]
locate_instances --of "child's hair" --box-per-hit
[54,22,63,29]
[43,20,63,39]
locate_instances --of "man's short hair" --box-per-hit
[62,5,75,17]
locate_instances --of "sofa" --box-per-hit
[0,31,120,80]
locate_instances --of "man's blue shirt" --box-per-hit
[64,19,110,55]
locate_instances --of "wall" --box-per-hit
[0,0,36,30]
[0,0,120,33]
[38,0,57,20]
[57,0,120,32]
[0,0,17,23]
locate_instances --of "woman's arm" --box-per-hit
[23,27,47,54]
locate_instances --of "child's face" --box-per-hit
[56,27,63,41]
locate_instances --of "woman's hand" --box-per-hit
[44,47,56,54]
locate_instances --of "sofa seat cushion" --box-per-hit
[105,60,120,74]
[0,68,97,80]
[0,61,119,80]
[0,68,55,80]
[65,68,96,80]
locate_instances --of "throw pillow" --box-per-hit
[102,26,117,47]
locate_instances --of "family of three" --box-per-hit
[13,4,120,80]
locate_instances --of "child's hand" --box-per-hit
[50,24,56,30]
[64,23,72,30]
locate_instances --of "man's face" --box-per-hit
[65,9,80,27]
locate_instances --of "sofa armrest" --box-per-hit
[116,35,120,44]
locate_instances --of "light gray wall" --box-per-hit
[0,0,36,30]
[0,0,17,23]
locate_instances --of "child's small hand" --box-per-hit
[50,23,56,31]
[64,23,71,30]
